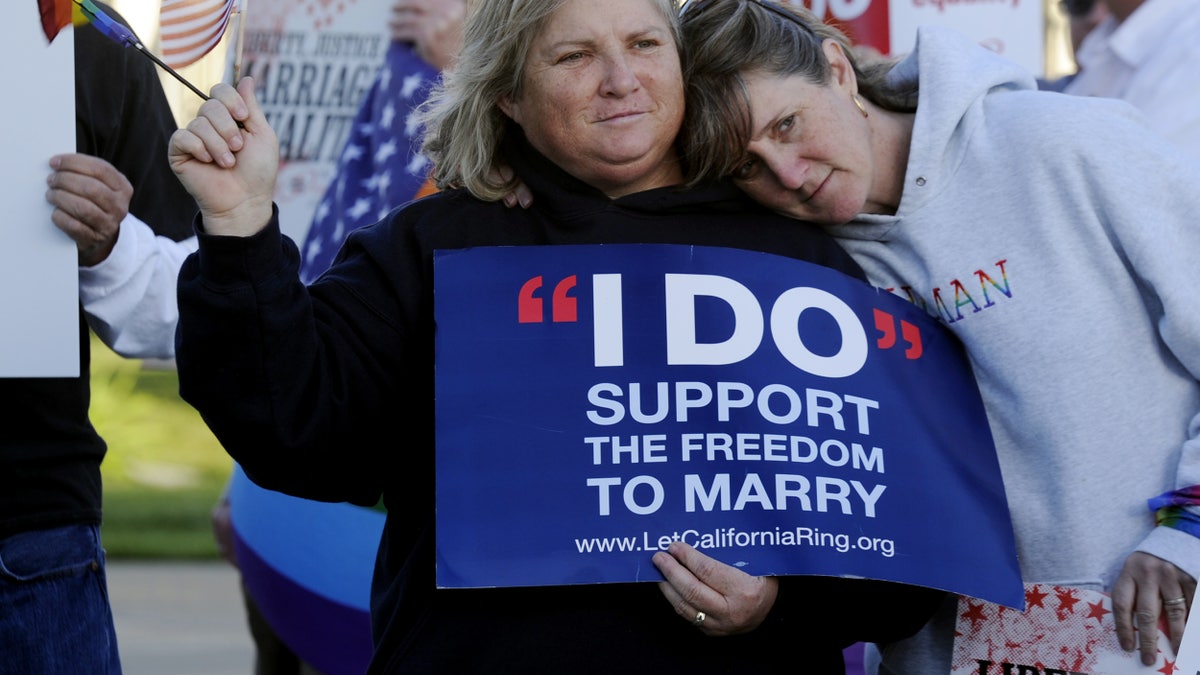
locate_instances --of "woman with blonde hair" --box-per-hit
[166,0,942,671]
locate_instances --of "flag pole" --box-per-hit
[135,41,212,100]
[227,0,248,83]
[72,0,212,101]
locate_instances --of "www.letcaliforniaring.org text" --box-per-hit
[573,526,895,558]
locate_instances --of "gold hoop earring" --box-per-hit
[853,94,868,118]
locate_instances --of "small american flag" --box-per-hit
[159,0,237,69]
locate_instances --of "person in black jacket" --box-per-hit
[168,0,943,672]
[0,5,196,672]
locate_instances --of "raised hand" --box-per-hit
[169,77,278,237]
[389,0,466,71]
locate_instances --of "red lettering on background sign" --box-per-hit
[781,0,891,56]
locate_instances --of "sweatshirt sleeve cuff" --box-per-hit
[195,204,292,286]
[1138,525,1200,582]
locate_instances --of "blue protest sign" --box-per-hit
[434,244,1022,608]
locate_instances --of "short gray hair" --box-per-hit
[679,1,912,185]
[419,0,684,201]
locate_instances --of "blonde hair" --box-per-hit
[418,0,684,201]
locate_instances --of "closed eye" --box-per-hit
[731,157,759,181]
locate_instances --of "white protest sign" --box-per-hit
[1175,610,1200,674]
[0,3,79,378]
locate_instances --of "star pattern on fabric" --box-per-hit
[341,142,365,164]
[1055,587,1081,620]
[960,600,988,631]
[404,110,423,147]
[949,585,1179,674]
[379,102,396,130]
[378,66,391,94]
[303,0,359,30]
[1085,599,1110,624]
[299,44,440,283]
[374,139,399,167]
[399,72,423,98]
[1025,585,1049,609]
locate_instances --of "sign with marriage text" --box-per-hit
[434,244,1022,608]
[236,0,389,242]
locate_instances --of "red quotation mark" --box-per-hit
[873,308,922,360]
[518,275,578,323]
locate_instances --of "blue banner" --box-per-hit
[434,244,1022,608]
[229,466,379,675]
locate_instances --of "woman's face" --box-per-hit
[729,44,878,226]
[499,0,684,197]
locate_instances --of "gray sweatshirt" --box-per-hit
[839,26,1200,674]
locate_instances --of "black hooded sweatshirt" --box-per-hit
[177,130,943,674]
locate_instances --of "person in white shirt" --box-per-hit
[1040,0,1110,91]
[1064,0,1200,158]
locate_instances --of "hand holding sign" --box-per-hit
[435,243,1023,609]
[653,541,779,636]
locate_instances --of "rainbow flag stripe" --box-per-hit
[229,466,383,674]
[37,0,83,42]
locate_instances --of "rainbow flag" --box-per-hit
[37,0,83,42]
[41,0,141,47]
[230,467,380,675]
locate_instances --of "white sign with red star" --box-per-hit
[952,584,1180,674]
